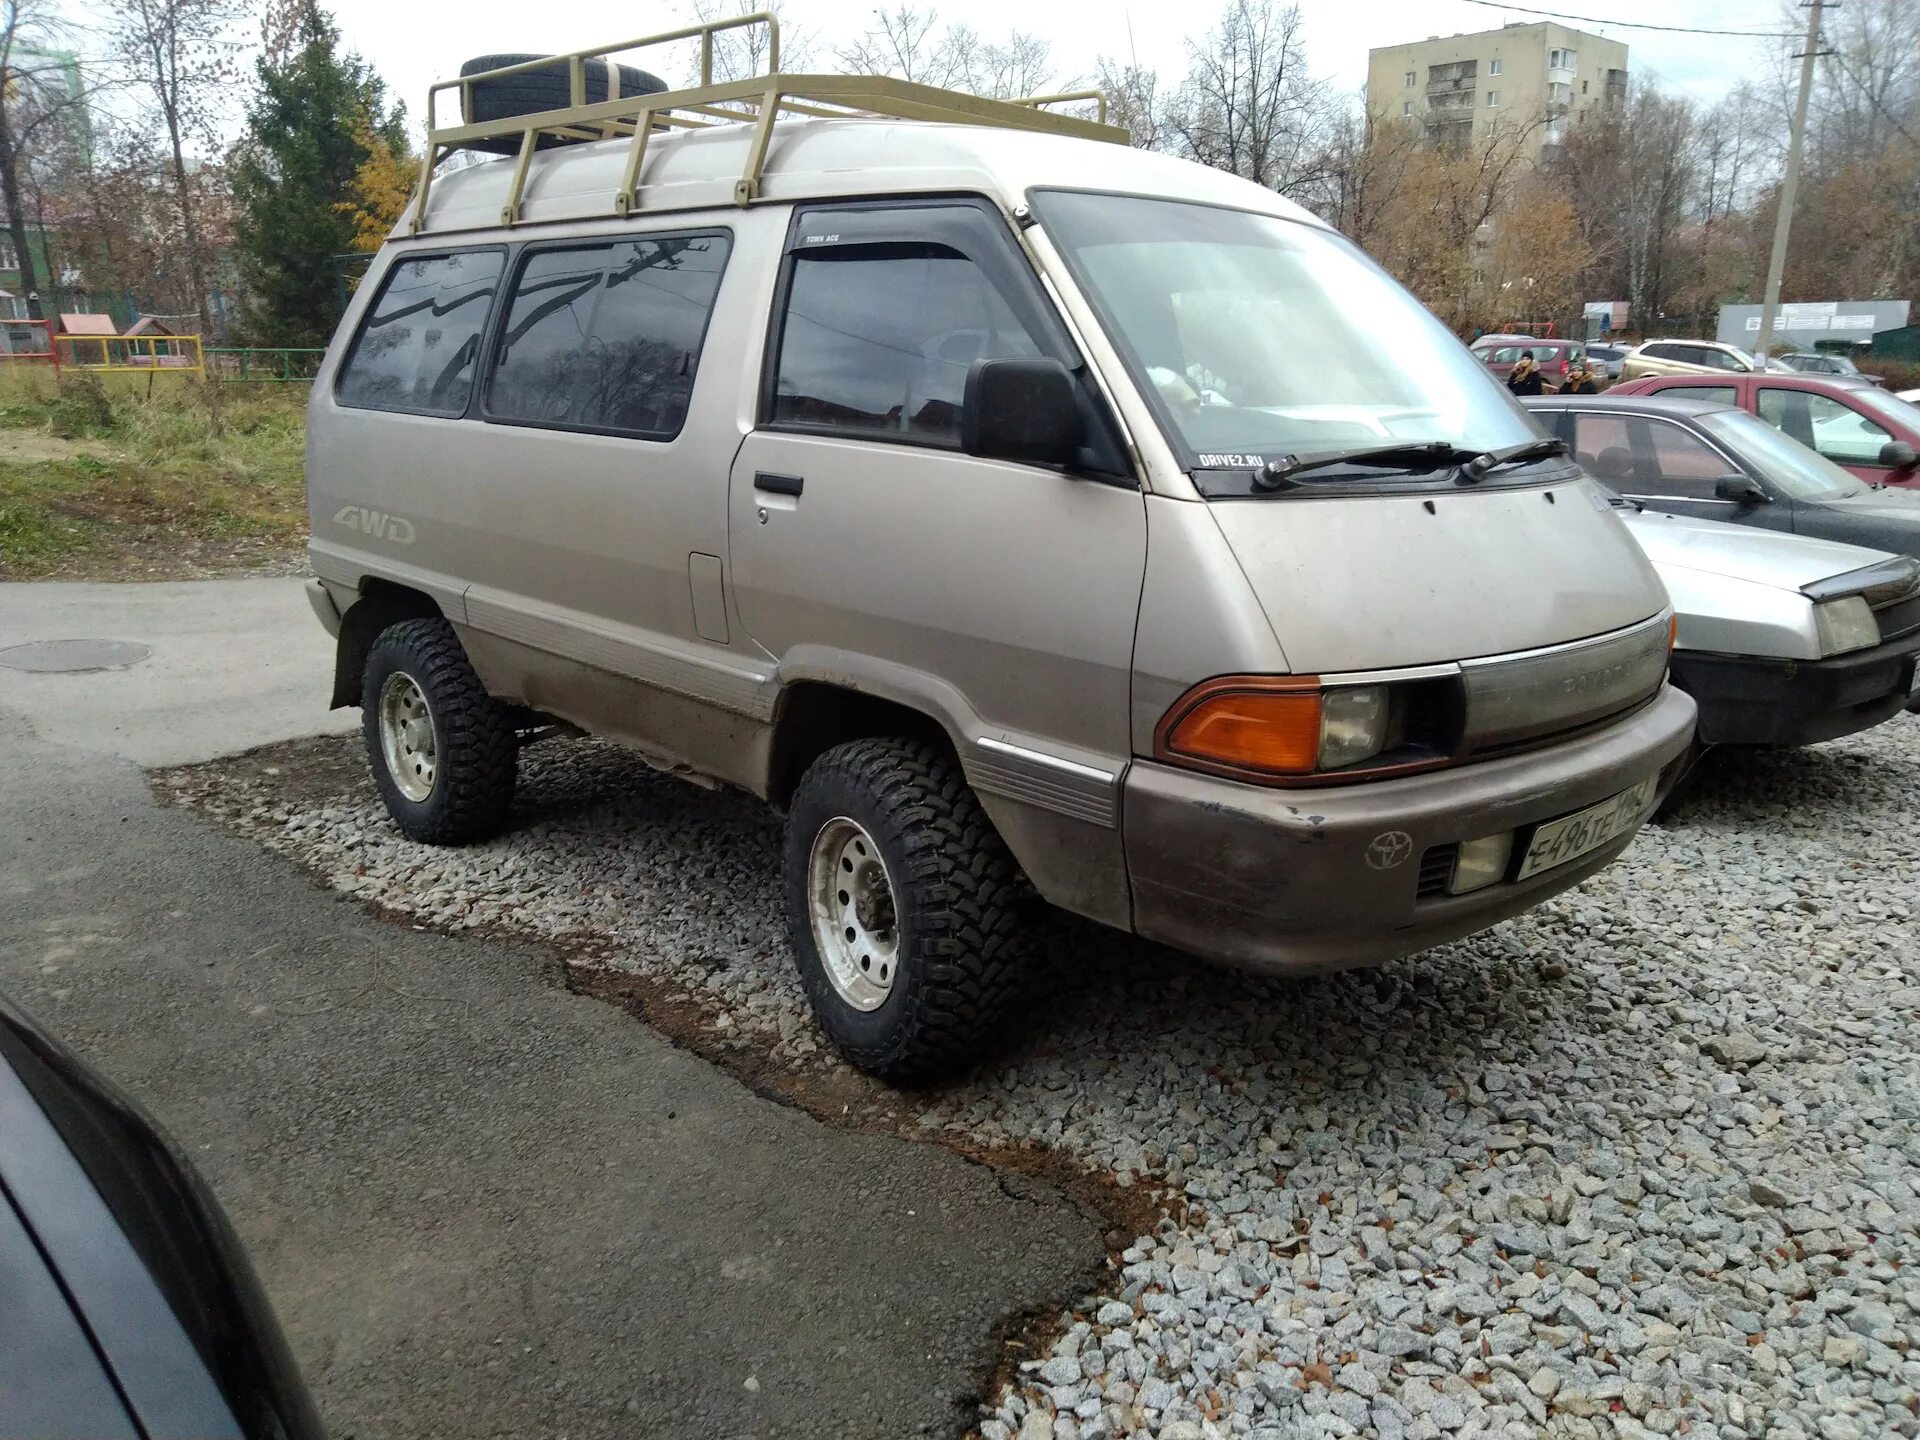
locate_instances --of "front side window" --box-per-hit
[1034,190,1539,476]
[1758,386,1892,465]
[1569,413,1730,499]
[1486,90,1500,108]
[770,244,1042,445]
[1700,409,1867,500]
[487,233,730,438]
[337,250,503,415]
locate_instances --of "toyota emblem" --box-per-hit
[1364,831,1414,870]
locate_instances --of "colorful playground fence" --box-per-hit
[55,332,205,376]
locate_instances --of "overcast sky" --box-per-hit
[301,0,1786,120]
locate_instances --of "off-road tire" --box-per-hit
[784,739,1034,1083]
[361,617,517,845]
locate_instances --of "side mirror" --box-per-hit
[1715,474,1770,504]
[1878,440,1918,470]
[962,357,1082,466]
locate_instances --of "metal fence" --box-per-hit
[56,333,206,377]
[0,317,58,368]
[0,331,329,385]
[205,347,326,382]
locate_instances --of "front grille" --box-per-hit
[1417,844,1458,899]
[1458,615,1671,758]
[1872,590,1920,642]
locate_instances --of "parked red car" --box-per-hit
[1609,372,1920,487]
[1469,334,1589,386]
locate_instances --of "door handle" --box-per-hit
[755,471,804,497]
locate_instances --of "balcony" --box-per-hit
[1426,59,1477,97]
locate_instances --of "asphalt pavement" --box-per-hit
[0,579,1103,1440]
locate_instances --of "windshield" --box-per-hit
[1033,190,1539,473]
[1849,385,1920,431]
[1700,409,1870,500]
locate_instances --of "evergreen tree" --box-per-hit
[230,2,407,346]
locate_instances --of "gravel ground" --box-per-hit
[160,721,1920,1440]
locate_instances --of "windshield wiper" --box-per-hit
[1253,441,1476,491]
[1460,436,1569,481]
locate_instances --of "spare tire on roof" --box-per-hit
[456,54,669,153]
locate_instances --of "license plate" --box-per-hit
[1515,775,1657,882]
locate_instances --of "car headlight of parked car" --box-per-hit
[1813,596,1880,656]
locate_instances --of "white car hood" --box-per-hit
[1617,507,1904,660]
[1617,507,1891,589]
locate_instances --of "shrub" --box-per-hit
[46,372,117,438]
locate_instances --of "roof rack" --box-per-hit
[410,12,1128,235]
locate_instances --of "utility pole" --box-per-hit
[1754,0,1828,364]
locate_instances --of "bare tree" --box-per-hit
[1164,0,1333,199]
[0,0,90,319]
[1553,86,1702,330]
[1096,58,1167,150]
[838,4,953,86]
[944,28,1055,99]
[101,0,251,334]
[1803,0,1920,163]
[690,0,813,84]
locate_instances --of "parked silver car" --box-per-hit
[304,24,1695,1077]
[1604,494,1920,745]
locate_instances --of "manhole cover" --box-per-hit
[0,639,153,674]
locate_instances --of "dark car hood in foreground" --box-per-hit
[0,996,324,1440]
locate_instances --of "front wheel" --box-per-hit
[360,617,517,845]
[784,738,1034,1082]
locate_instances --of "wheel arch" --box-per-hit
[764,680,959,811]
[330,580,445,709]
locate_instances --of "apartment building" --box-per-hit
[1367,21,1628,158]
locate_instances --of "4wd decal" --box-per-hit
[332,505,417,545]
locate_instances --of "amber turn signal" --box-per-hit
[1161,686,1323,776]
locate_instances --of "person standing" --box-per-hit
[1506,355,1546,396]
[1560,359,1598,395]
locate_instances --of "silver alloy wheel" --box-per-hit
[378,671,438,803]
[806,816,901,1012]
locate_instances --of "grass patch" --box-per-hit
[0,370,310,580]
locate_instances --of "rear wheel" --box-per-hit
[784,738,1034,1082]
[361,618,517,844]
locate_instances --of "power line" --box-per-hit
[1455,0,1795,38]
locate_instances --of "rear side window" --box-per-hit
[1666,383,1739,406]
[487,233,730,438]
[770,243,1042,445]
[337,250,504,416]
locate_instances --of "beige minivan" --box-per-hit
[306,22,1696,1078]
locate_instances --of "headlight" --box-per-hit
[1318,685,1390,769]
[1155,678,1454,782]
[1814,596,1879,656]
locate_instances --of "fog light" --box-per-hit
[1449,832,1514,895]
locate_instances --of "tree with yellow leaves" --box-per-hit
[337,111,418,256]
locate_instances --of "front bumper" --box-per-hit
[1124,684,1697,975]
[1671,637,1920,746]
